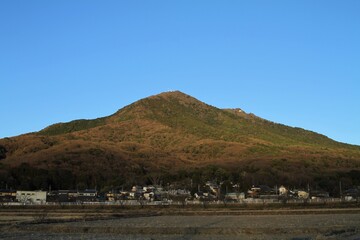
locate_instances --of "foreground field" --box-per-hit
[1,208,359,240]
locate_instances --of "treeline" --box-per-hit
[0,163,75,190]
[0,163,359,197]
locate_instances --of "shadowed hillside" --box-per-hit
[0,91,359,193]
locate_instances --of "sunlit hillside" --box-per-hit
[1,91,359,193]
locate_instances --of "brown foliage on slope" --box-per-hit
[0,91,360,190]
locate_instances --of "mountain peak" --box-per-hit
[133,90,210,110]
[157,90,186,96]
[148,90,194,101]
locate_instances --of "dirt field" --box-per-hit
[1,208,359,239]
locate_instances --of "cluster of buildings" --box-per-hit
[0,189,98,204]
[0,190,47,204]
[1,183,359,205]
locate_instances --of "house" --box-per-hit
[194,191,216,200]
[142,186,156,201]
[0,189,16,202]
[279,186,288,195]
[129,186,144,199]
[297,190,309,199]
[106,192,116,202]
[143,186,155,192]
[131,186,143,192]
[67,190,78,198]
[77,189,98,202]
[343,187,359,199]
[47,189,100,203]
[143,192,154,200]
[205,182,220,196]
[248,185,277,199]
[129,189,143,199]
[310,190,329,199]
[47,190,78,202]
[16,190,47,204]
[194,192,204,200]
[225,192,245,201]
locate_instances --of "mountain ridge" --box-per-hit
[39,91,356,148]
[0,91,359,192]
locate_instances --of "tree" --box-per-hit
[17,194,31,205]
[200,195,210,209]
[169,194,189,207]
[137,196,146,208]
[147,172,162,186]
[115,193,127,207]
[0,145,6,160]
[218,193,228,207]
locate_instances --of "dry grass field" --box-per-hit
[1,207,359,240]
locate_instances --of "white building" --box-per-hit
[297,190,309,199]
[16,190,47,204]
[279,186,288,195]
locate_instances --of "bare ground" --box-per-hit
[1,208,359,240]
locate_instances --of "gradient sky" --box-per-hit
[1,1,359,145]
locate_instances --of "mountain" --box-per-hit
[0,91,359,193]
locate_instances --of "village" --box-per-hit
[1,181,359,206]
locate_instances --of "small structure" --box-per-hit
[128,186,145,200]
[143,191,155,200]
[194,191,216,200]
[106,192,117,202]
[297,190,309,199]
[225,192,245,201]
[343,187,360,200]
[47,190,78,202]
[248,185,275,198]
[279,186,288,196]
[48,189,98,202]
[131,186,143,192]
[16,190,47,204]
[310,190,329,199]
[77,189,98,202]
[0,189,16,202]
[205,182,220,197]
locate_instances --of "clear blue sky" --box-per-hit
[1,1,359,145]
